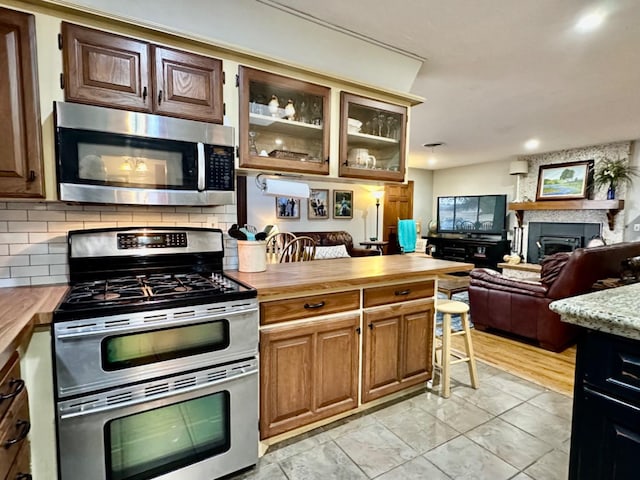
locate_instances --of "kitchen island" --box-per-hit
[550,283,640,480]
[227,254,473,442]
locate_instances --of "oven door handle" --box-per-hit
[55,311,255,340]
[197,142,206,191]
[59,367,257,420]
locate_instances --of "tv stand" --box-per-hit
[425,236,511,270]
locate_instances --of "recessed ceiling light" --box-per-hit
[427,157,437,166]
[524,139,540,150]
[575,11,606,32]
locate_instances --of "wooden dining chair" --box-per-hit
[266,232,296,264]
[278,236,317,263]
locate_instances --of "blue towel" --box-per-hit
[397,219,417,253]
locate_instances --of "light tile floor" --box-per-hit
[229,360,572,480]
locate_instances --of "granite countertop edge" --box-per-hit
[550,282,640,341]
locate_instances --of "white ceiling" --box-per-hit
[264,0,640,170]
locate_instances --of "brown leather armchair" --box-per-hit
[291,231,378,257]
[468,242,640,351]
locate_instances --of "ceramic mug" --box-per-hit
[348,148,376,168]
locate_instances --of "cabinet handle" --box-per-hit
[16,474,33,480]
[356,327,361,334]
[304,301,325,309]
[394,289,411,296]
[158,90,163,105]
[368,323,373,330]
[27,171,36,183]
[4,419,30,448]
[142,86,147,101]
[0,378,25,402]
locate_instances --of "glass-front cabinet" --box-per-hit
[238,66,330,175]
[339,92,407,182]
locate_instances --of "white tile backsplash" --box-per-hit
[0,202,238,286]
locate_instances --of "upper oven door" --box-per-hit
[54,101,235,206]
[53,299,258,399]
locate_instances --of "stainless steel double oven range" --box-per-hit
[52,227,258,480]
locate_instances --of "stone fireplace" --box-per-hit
[527,222,601,263]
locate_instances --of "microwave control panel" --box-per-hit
[207,146,234,191]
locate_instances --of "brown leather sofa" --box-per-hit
[468,241,640,351]
[292,231,378,257]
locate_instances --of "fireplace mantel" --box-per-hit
[508,199,625,230]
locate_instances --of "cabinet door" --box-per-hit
[62,22,151,112]
[152,46,223,123]
[339,92,407,182]
[362,310,401,403]
[0,8,44,197]
[400,302,433,381]
[259,315,359,439]
[260,328,314,439]
[363,301,433,403]
[570,386,640,480]
[238,66,330,175]
[315,317,359,414]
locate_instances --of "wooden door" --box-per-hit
[152,46,224,123]
[260,327,314,439]
[0,8,44,197]
[62,22,151,112]
[362,309,401,402]
[315,316,359,415]
[383,181,414,254]
[260,316,359,439]
[400,301,433,382]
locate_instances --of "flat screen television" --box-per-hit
[437,194,507,235]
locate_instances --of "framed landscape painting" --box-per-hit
[308,189,329,219]
[333,190,353,219]
[536,160,593,200]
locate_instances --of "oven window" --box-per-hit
[107,391,230,480]
[102,321,229,370]
[57,128,198,189]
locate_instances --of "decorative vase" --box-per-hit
[607,184,616,200]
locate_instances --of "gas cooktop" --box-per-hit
[55,271,255,321]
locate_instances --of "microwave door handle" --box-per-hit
[197,142,206,191]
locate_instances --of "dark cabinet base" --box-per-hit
[569,330,640,480]
[425,236,510,270]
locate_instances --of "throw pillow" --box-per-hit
[540,252,571,286]
[314,244,350,259]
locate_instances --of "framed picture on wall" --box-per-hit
[308,189,329,219]
[536,160,593,200]
[333,190,353,219]
[275,197,300,219]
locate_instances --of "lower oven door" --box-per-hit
[56,358,258,480]
[54,299,257,398]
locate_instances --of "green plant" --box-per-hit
[593,157,638,190]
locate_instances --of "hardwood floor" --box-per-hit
[451,329,576,397]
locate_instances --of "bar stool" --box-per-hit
[433,300,479,398]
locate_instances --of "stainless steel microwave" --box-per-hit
[54,101,235,206]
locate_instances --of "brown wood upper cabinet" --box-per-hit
[61,23,224,123]
[339,92,407,182]
[0,7,45,198]
[238,66,330,175]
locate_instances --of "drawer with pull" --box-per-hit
[363,280,435,308]
[261,290,360,325]
[0,389,30,480]
[0,353,24,423]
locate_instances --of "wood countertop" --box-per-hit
[226,254,473,300]
[0,284,68,367]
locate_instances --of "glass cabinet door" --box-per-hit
[339,92,407,182]
[238,66,330,175]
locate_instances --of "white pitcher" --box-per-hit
[348,148,376,168]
